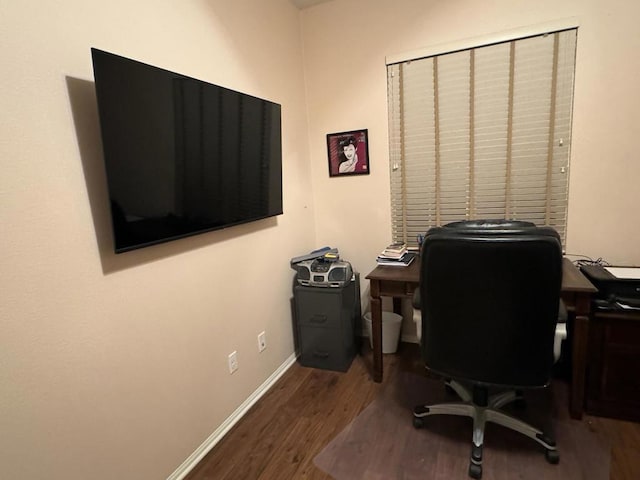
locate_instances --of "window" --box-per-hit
[387,27,577,246]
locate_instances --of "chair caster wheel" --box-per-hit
[413,416,424,429]
[468,463,482,479]
[545,449,560,464]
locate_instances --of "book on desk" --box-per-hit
[376,251,417,267]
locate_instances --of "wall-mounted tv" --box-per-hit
[91,48,283,253]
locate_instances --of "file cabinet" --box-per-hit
[294,275,360,372]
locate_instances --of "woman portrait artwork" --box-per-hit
[326,129,370,177]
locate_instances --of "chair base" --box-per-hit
[413,380,559,479]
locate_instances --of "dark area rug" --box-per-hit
[314,372,610,479]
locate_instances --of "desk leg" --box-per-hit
[370,282,383,383]
[393,297,403,315]
[570,294,590,420]
[371,298,383,383]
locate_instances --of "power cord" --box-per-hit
[564,253,610,268]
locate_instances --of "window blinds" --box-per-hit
[387,28,577,246]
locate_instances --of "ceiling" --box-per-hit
[291,0,334,10]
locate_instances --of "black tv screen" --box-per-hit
[91,48,283,253]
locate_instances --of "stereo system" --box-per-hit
[294,259,353,288]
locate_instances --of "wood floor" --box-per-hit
[185,343,640,480]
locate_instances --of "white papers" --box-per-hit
[605,267,640,279]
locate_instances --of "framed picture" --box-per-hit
[326,129,370,177]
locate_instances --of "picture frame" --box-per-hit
[326,129,370,177]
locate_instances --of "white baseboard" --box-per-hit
[166,353,298,480]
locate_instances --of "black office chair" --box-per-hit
[412,220,563,479]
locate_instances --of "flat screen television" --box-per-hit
[91,48,283,253]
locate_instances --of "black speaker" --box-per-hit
[296,265,311,281]
[328,265,351,282]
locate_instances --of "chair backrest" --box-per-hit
[420,220,563,388]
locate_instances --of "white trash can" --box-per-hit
[364,311,403,354]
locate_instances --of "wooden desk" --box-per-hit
[365,257,597,419]
[559,258,599,419]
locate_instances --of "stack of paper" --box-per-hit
[377,243,416,266]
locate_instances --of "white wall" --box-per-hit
[301,0,640,281]
[0,1,315,479]
[2,0,640,478]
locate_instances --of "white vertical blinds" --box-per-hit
[387,28,577,246]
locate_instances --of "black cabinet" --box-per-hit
[294,275,360,372]
[586,310,640,422]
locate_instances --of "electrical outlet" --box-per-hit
[228,351,238,374]
[258,331,266,352]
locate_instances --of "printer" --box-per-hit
[580,264,640,310]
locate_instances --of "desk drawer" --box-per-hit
[377,281,416,297]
